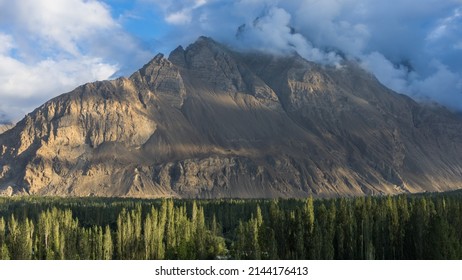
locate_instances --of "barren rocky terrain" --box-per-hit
[1,37,461,198]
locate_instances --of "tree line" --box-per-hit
[1,191,462,259]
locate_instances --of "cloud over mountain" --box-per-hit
[149,0,462,110]
[1,0,461,121]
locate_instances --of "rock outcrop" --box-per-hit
[1,37,462,198]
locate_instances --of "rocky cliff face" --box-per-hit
[1,37,462,198]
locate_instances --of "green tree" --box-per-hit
[103,225,113,260]
[0,217,10,260]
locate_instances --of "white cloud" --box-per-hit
[0,0,153,121]
[148,0,208,25]
[361,54,462,110]
[0,33,14,55]
[427,7,461,42]
[360,52,411,94]
[235,7,341,64]
[166,10,192,24]
[0,51,118,120]
[0,0,116,56]
[409,61,462,108]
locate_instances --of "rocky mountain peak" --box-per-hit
[137,53,169,77]
[168,46,186,68]
[188,36,226,52]
[169,37,269,97]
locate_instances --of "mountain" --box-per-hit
[1,37,462,198]
[0,124,13,135]
[0,124,11,134]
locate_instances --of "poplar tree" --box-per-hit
[0,217,9,260]
[7,215,20,259]
[103,225,113,260]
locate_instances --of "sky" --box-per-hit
[0,0,461,122]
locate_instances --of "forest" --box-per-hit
[1,191,462,260]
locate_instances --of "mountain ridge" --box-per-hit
[1,37,461,198]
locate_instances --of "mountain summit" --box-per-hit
[1,37,462,198]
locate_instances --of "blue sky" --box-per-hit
[0,0,461,121]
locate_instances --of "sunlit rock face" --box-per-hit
[0,124,13,135]
[1,36,462,198]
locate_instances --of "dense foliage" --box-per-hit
[1,191,462,260]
